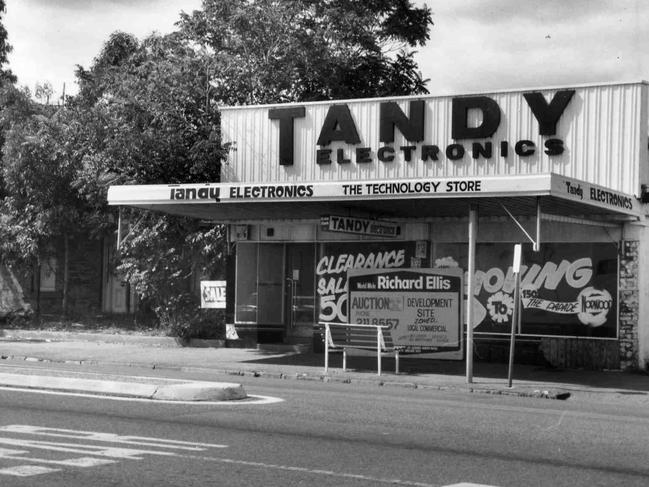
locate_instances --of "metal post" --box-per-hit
[535,196,541,252]
[507,272,520,388]
[466,205,478,383]
[324,324,329,374]
[377,327,382,376]
[116,207,123,249]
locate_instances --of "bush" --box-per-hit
[155,293,225,339]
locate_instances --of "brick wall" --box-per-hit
[618,240,639,370]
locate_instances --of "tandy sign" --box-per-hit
[320,215,401,238]
[269,90,574,166]
[220,82,647,197]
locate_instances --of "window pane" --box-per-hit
[257,244,284,324]
[235,243,258,323]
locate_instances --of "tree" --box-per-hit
[0,1,433,331]
[0,0,16,85]
[177,0,433,104]
[34,81,54,105]
[70,1,432,333]
[68,31,228,331]
[0,103,95,314]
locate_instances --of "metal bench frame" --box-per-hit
[322,322,400,376]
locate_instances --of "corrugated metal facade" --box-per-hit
[220,82,648,196]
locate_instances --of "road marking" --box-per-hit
[179,454,501,487]
[0,452,115,468]
[0,385,283,404]
[0,425,226,450]
[0,424,228,478]
[0,465,60,476]
[0,425,501,486]
[445,484,499,487]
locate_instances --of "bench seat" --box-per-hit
[321,322,401,376]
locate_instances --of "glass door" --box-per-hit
[284,243,315,340]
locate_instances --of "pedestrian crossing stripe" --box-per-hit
[0,465,60,476]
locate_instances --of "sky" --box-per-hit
[4,0,649,100]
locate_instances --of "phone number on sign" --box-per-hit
[355,318,399,329]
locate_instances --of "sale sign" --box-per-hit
[200,280,226,309]
[348,268,463,359]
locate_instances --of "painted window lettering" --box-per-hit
[468,255,614,329]
[473,258,593,295]
[577,287,613,327]
[317,249,407,323]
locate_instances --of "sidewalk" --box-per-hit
[2,329,649,403]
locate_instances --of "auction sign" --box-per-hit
[348,268,463,360]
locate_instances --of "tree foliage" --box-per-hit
[178,0,432,104]
[0,0,16,85]
[0,0,433,332]
[69,31,227,330]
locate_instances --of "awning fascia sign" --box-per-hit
[107,172,642,217]
[550,174,642,217]
[108,174,552,205]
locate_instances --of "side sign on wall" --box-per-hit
[348,268,463,360]
[200,281,226,309]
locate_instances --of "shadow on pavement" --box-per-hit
[240,350,649,393]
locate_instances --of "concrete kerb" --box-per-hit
[0,352,576,400]
[0,367,247,402]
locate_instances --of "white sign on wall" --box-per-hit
[200,280,226,309]
[348,267,464,360]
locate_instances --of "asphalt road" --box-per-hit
[0,369,648,487]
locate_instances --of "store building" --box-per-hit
[108,81,649,370]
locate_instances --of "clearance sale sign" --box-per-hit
[347,268,463,359]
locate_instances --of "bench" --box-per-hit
[321,322,401,376]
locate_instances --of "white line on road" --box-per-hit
[0,425,501,485]
[0,465,60,476]
[0,452,116,468]
[0,425,227,450]
[178,454,501,487]
[0,425,230,478]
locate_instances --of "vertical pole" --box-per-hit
[508,244,522,388]
[507,272,521,387]
[377,327,382,376]
[117,207,123,249]
[466,205,478,383]
[324,324,329,374]
[535,196,541,252]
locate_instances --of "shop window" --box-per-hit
[257,244,284,324]
[235,243,285,324]
[433,242,618,338]
[235,243,258,323]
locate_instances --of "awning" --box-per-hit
[107,173,644,223]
